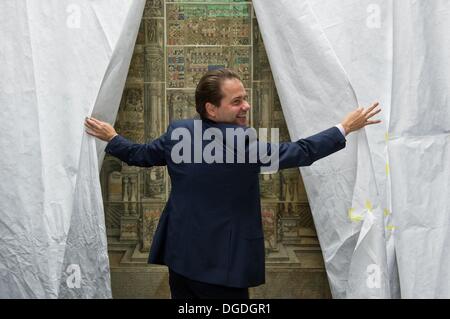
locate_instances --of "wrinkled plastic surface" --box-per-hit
[0,0,145,298]
[254,0,449,298]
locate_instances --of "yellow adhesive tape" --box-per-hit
[365,200,373,212]
[348,208,363,222]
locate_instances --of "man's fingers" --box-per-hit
[86,118,102,129]
[362,102,379,115]
[363,102,379,115]
[366,120,382,125]
[84,122,98,131]
[366,108,381,119]
[369,102,379,109]
[85,120,103,134]
[89,117,104,126]
[85,129,96,137]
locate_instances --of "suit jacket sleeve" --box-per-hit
[105,131,168,167]
[262,126,346,170]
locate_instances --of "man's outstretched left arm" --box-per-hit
[85,117,167,167]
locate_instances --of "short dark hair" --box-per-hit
[195,68,241,118]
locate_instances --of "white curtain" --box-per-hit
[0,0,145,298]
[254,0,449,298]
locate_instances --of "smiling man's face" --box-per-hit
[208,78,250,126]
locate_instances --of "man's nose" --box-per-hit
[242,101,251,111]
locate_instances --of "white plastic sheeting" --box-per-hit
[0,0,145,298]
[254,0,449,298]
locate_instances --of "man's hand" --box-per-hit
[340,102,382,135]
[84,117,118,142]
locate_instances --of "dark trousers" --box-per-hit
[168,269,249,299]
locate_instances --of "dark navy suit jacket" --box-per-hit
[105,118,346,288]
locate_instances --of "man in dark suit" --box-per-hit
[85,68,381,299]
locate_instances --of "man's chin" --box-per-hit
[235,117,248,126]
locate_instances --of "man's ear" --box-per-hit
[205,102,217,118]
